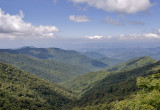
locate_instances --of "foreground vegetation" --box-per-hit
[77,61,160,106]
[0,51,159,110]
[72,72,160,110]
[0,62,74,110]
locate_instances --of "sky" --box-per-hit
[0,0,160,49]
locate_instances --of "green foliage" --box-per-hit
[0,47,108,71]
[60,71,111,97]
[0,62,74,110]
[0,52,90,83]
[72,72,160,110]
[61,56,156,98]
[77,61,160,106]
[106,56,156,72]
[113,73,160,110]
[97,57,123,66]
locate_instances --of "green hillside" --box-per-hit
[60,71,110,97]
[0,52,89,83]
[97,57,123,66]
[0,62,74,110]
[73,72,160,110]
[0,47,108,71]
[106,56,156,72]
[77,61,160,106]
[61,56,156,97]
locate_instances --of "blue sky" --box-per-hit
[0,0,160,49]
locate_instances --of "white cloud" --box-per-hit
[69,15,90,22]
[104,16,122,25]
[85,35,103,39]
[118,32,160,40]
[85,29,160,40]
[70,0,152,14]
[143,33,160,39]
[0,8,59,40]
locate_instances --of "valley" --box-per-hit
[0,47,160,110]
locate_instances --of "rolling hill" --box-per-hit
[0,62,75,110]
[0,52,90,83]
[82,52,105,59]
[77,61,160,106]
[106,56,157,72]
[61,56,156,97]
[60,71,111,97]
[97,57,123,66]
[82,51,123,66]
[0,47,108,71]
[73,72,160,110]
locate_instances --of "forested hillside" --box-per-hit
[77,61,160,106]
[106,56,156,72]
[0,52,89,83]
[0,62,74,110]
[0,47,108,71]
[73,72,160,110]
[60,71,111,97]
[61,56,156,97]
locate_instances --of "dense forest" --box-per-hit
[60,56,156,97]
[72,72,160,110]
[0,47,108,71]
[0,62,75,110]
[0,47,160,110]
[0,52,90,83]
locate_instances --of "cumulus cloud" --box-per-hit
[69,15,90,22]
[0,8,59,40]
[70,0,152,14]
[104,17,122,26]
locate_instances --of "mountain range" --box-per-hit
[0,47,160,110]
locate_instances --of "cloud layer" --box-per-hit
[85,35,103,39]
[70,0,152,14]
[85,29,160,40]
[69,15,90,22]
[0,8,59,40]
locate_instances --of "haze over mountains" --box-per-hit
[0,47,160,109]
[1,0,160,109]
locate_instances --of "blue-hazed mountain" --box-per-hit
[81,52,106,59]
[0,52,90,83]
[0,47,108,71]
[0,62,74,110]
[81,51,123,66]
[80,47,160,61]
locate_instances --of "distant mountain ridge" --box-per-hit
[0,47,108,71]
[105,56,157,72]
[0,52,90,83]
